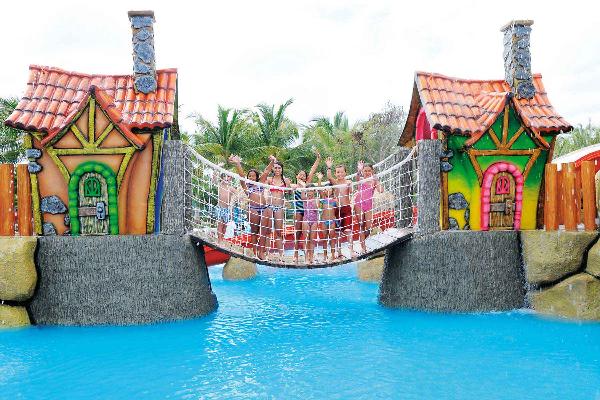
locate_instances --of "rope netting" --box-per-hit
[183,146,418,267]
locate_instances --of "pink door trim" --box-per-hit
[480,162,524,231]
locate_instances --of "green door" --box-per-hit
[68,161,119,236]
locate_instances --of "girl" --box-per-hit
[265,158,291,262]
[319,180,339,261]
[292,150,321,263]
[354,161,384,254]
[228,154,275,259]
[302,184,320,264]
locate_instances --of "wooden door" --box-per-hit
[78,172,110,235]
[488,172,516,229]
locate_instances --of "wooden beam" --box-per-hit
[563,170,578,231]
[0,164,15,236]
[581,161,597,231]
[544,163,558,230]
[16,165,33,236]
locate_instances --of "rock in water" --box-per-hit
[0,237,37,301]
[223,257,257,281]
[521,231,598,285]
[531,273,600,320]
[584,240,600,278]
[0,304,30,328]
[358,257,385,282]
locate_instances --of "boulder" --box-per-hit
[585,240,600,278]
[358,257,385,282]
[531,273,600,320]
[0,237,37,301]
[521,231,597,285]
[223,257,257,281]
[0,304,30,328]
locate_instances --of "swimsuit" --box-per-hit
[320,198,338,228]
[214,206,231,223]
[294,188,304,215]
[247,184,266,215]
[355,182,375,212]
[303,198,319,224]
[248,204,267,215]
[247,184,264,195]
[269,180,286,212]
[336,205,352,231]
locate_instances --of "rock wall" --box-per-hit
[380,231,526,312]
[0,237,37,328]
[523,230,600,320]
[30,234,217,325]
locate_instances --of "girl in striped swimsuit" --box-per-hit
[292,150,321,264]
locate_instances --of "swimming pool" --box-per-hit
[1,264,599,399]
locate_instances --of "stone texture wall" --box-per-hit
[160,140,191,235]
[380,231,525,312]
[523,230,600,320]
[30,235,217,325]
[0,237,37,328]
[415,140,441,235]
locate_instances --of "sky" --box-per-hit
[0,0,598,134]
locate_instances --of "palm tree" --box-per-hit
[190,106,251,163]
[0,97,23,163]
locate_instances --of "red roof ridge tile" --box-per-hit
[28,64,178,78]
[415,70,543,84]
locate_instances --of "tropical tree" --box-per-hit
[248,98,298,161]
[0,97,23,163]
[553,122,600,159]
[190,105,253,164]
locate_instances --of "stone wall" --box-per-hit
[30,234,217,325]
[0,237,37,328]
[380,231,526,312]
[522,231,600,320]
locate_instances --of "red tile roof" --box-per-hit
[5,65,177,147]
[400,72,572,148]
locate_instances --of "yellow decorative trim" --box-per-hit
[30,173,42,235]
[46,146,71,182]
[47,101,90,147]
[23,134,32,149]
[116,148,136,187]
[52,147,133,156]
[88,98,96,143]
[96,106,143,150]
[146,132,162,233]
[94,123,114,146]
[70,124,92,148]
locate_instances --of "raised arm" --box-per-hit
[259,155,276,183]
[228,154,247,191]
[325,156,336,184]
[306,150,321,183]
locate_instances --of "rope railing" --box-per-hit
[183,146,418,267]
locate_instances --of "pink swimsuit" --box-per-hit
[355,182,375,212]
[303,198,319,224]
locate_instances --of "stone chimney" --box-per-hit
[501,20,535,99]
[128,10,157,94]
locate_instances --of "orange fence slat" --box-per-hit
[581,161,597,231]
[0,164,15,236]
[16,164,33,236]
[563,170,578,231]
[544,163,559,231]
[556,165,564,226]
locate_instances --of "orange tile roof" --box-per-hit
[400,72,572,148]
[5,65,177,147]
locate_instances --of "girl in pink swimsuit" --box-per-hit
[354,161,383,254]
[302,184,320,264]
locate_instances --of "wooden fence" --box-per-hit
[0,164,33,236]
[544,161,597,231]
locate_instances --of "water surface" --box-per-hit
[1,264,599,399]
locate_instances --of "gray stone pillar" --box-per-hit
[416,140,442,235]
[160,140,190,235]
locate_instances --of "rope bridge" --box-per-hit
[183,146,419,268]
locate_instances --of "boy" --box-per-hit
[213,166,235,242]
[325,157,354,257]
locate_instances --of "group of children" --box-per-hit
[214,150,383,264]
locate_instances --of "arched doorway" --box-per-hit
[68,161,119,235]
[480,162,524,230]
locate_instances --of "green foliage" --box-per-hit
[0,97,24,163]
[189,100,407,177]
[553,122,600,159]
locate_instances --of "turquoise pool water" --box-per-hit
[1,264,599,399]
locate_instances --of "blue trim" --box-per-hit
[153,128,168,234]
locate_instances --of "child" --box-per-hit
[292,149,321,263]
[302,184,320,264]
[325,156,354,256]
[354,160,383,254]
[213,166,235,243]
[318,178,339,261]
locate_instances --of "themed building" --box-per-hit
[399,20,573,231]
[5,11,177,236]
